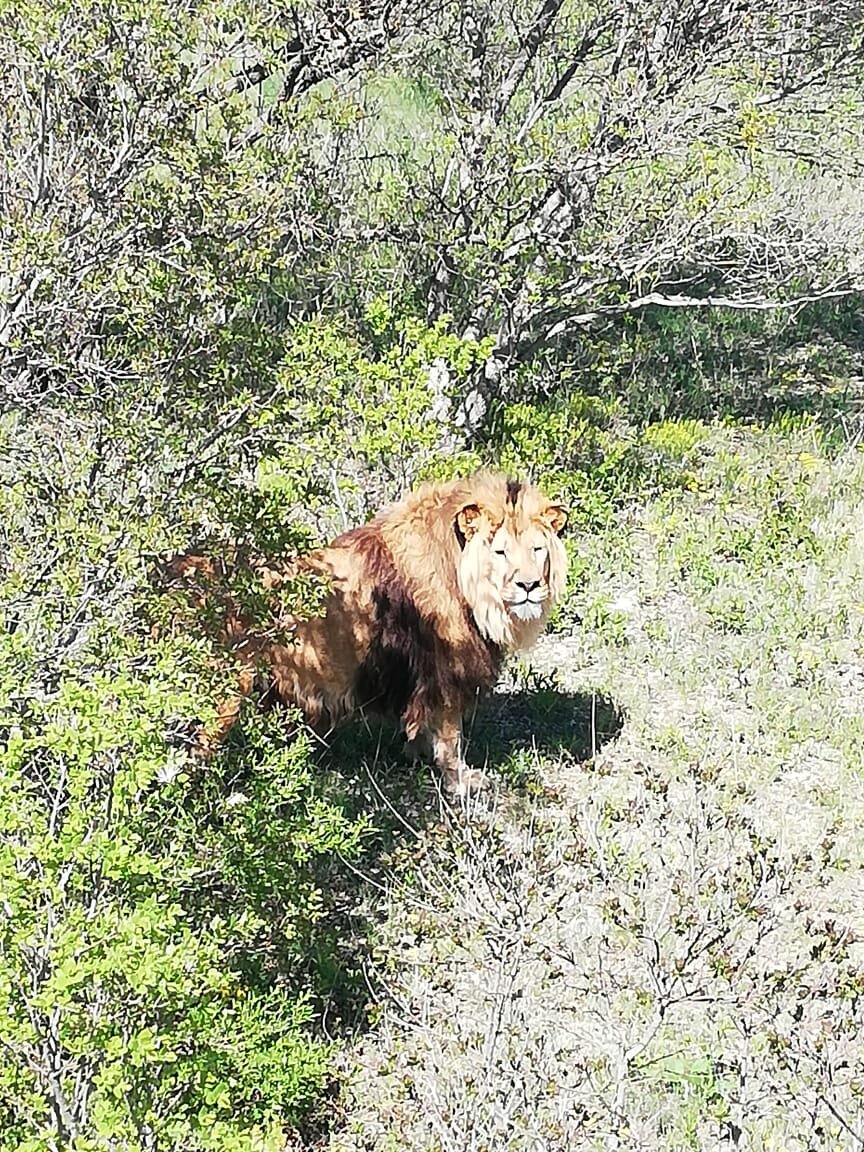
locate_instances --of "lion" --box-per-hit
[168,473,568,795]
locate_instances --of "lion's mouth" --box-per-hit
[507,599,544,622]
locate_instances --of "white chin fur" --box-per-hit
[509,600,543,622]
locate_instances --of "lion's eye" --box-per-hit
[494,548,507,557]
[533,546,545,554]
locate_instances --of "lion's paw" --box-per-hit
[443,763,486,799]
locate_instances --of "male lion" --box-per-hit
[173,473,568,795]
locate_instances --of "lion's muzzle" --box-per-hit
[507,598,545,622]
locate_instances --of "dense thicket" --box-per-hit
[2,1,863,1147]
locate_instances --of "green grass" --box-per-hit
[324,419,864,1151]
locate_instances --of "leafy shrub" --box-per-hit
[484,392,707,529]
[0,401,377,1148]
[0,596,371,1150]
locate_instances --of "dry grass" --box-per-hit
[326,423,864,1152]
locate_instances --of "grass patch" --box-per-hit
[326,418,864,1151]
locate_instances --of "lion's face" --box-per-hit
[456,492,568,648]
[488,520,557,623]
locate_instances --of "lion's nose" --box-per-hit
[516,579,541,594]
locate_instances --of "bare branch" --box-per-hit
[489,0,567,129]
[545,282,864,335]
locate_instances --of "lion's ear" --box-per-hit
[542,504,568,535]
[456,503,491,541]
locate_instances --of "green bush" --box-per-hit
[0,590,370,1150]
[484,392,707,529]
[0,398,378,1148]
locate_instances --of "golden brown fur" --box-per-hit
[170,473,568,795]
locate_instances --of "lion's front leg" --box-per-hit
[428,709,485,798]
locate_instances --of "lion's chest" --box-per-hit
[353,583,503,715]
